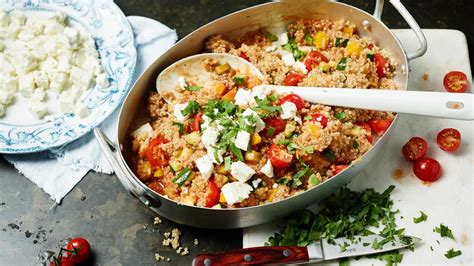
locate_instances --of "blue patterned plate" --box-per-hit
[0,0,136,153]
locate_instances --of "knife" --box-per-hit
[192,235,420,265]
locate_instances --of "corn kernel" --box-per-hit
[250,133,262,145]
[215,82,227,96]
[267,188,277,202]
[313,31,328,49]
[215,63,230,75]
[307,123,320,137]
[346,40,362,56]
[154,168,164,178]
[219,193,226,203]
[343,26,354,37]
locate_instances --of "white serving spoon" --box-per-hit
[157,53,473,120]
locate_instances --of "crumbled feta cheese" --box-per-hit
[252,178,262,189]
[260,159,274,178]
[276,32,289,46]
[74,102,89,118]
[234,89,251,106]
[230,161,255,183]
[59,92,77,113]
[131,123,154,139]
[280,101,297,119]
[0,9,9,27]
[16,54,38,73]
[31,89,46,102]
[178,76,187,88]
[247,86,271,106]
[201,126,220,148]
[29,101,48,119]
[242,108,265,133]
[235,130,250,151]
[292,61,308,74]
[265,43,277,52]
[57,56,71,73]
[70,66,94,89]
[18,73,34,98]
[173,103,188,121]
[18,30,35,42]
[0,90,14,105]
[195,155,213,180]
[281,53,296,66]
[221,182,253,205]
[33,71,49,89]
[1,76,18,93]
[95,72,109,88]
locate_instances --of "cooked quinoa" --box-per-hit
[130,19,397,208]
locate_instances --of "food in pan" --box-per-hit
[130,19,398,208]
[0,9,109,119]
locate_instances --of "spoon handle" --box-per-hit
[262,85,473,121]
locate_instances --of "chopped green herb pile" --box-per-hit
[283,39,306,61]
[413,211,427,224]
[266,185,412,265]
[444,248,462,259]
[434,224,455,240]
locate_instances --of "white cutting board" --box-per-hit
[243,29,473,265]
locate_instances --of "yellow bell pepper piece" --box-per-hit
[307,123,320,137]
[343,26,354,37]
[219,192,226,203]
[346,40,362,56]
[250,133,262,145]
[215,63,230,75]
[267,188,277,202]
[216,164,228,174]
[319,62,330,72]
[154,168,164,178]
[313,31,328,50]
[215,82,226,96]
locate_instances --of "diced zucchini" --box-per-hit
[179,147,193,161]
[184,131,201,145]
[284,122,296,137]
[169,160,183,172]
[215,63,230,75]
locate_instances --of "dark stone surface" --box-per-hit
[0,1,472,265]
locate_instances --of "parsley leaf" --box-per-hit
[336,57,348,71]
[434,224,455,240]
[173,122,184,135]
[335,112,346,120]
[172,167,191,186]
[283,38,306,61]
[291,167,308,188]
[335,37,349,48]
[367,53,375,62]
[352,139,359,149]
[254,96,282,118]
[229,143,244,161]
[413,211,427,224]
[234,76,246,85]
[263,31,278,42]
[304,34,313,45]
[445,248,462,259]
[184,85,201,91]
[181,100,200,116]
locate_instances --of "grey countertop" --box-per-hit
[1,1,472,265]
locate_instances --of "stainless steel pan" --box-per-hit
[94,0,427,229]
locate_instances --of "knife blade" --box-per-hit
[192,235,420,266]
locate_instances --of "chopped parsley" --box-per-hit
[367,53,375,62]
[336,57,348,71]
[233,76,246,85]
[203,99,236,119]
[434,224,455,240]
[253,96,282,118]
[173,122,184,135]
[304,115,313,121]
[277,139,290,145]
[172,167,192,186]
[181,100,200,116]
[335,37,349,48]
[263,31,278,42]
[283,38,306,61]
[184,85,201,91]
[304,34,313,45]
[277,178,288,185]
[308,173,320,186]
[291,167,308,188]
[445,248,462,259]
[335,112,346,120]
[413,211,427,224]
[229,143,244,161]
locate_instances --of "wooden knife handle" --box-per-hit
[192,246,309,266]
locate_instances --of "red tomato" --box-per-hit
[279,93,305,110]
[192,113,204,132]
[50,256,74,266]
[367,43,374,50]
[239,51,250,62]
[263,117,287,136]
[146,137,169,167]
[66,238,91,264]
[304,51,329,72]
[356,122,373,144]
[402,137,428,161]
[269,144,293,168]
[368,119,393,136]
[332,164,349,175]
[310,113,328,128]
[283,73,305,86]
[205,180,220,207]
[436,128,461,152]
[413,157,441,182]
[374,53,388,78]
[443,71,468,93]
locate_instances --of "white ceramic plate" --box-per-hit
[0,0,136,153]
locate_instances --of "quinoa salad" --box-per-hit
[130,19,397,208]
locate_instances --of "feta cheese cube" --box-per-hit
[280,101,297,119]
[63,27,80,45]
[18,73,34,98]
[72,50,86,66]
[292,61,308,74]
[131,123,154,139]
[195,155,213,180]
[173,103,188,122]
[57,56,71,73]
[29,101,48,119]
[44,21,64,35]
[299,46,313,53]
[221,182,253,205]
[74,102,89,118]
[59,92,77,113]
[0,9,9,27]
[95,72,109,88]
[25,18,45,35]
[201,126,220,148]
[248,86,271,106]
[242,108,265,133]
[9,10,26,26]
[1,75,18,93]
[178,76,187,89]
[18,30,35,41]
[230,161,255,183]
[252,178,262,189]
[41,58,58,75]
[31,89,46,102]
[235,130,250,151]
[43,38,59,55]
[281,53,296,66]
[33,71,49,89]
[260,159,274,178]
[49,12,66,24]
[276,32,289,46]
[234,89,251,106]
[49,72,68,92]
[70,66,93,89]
[15,55,38,73]
[0,90,14,105]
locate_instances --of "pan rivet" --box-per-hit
[244,254,252,261]
[144,200,150,206]
[204,258,212,266]
[283,249,290,257]
[362,20,371,30]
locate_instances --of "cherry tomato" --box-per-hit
[368,119,393,136]
[239,51,250,62]
[443,71,468,93]
[263,117,287,136]
[310,113,328,128]
[269,144,293,168]
[192,113,205,132]
[304,51,328,72]
[413,157,441,182]
[50,256,74,266]
[402,137,428,161]
[146,137,169,167]
[283,73,305,86]
[356,122,373,144]
[66,237,91,264]
[367,43,374,50]
[205,180,220,207]
[332,164,349,175]
[374,53,388,78]
[279,93,305,110]
[436,128,461,152]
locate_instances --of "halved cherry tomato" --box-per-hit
[50,256,74,266]
[269,144,293,168]
[192,113,205,132]
[413,157,441,182]
[304,51,329,72]
[311,113,328,128]
[436,128,461,152]
[279,93,305,110]
[356,122,373,144]
[284,73,305,86]
[205,180,220,207]
[239,51,250,62]
[66,237,91,264]
[368,119,393,136]
[443,71,468,93]
[146,137,169,167]
[374,53,388,78]
[402,137,428,161]
[263,117,287,136]
[332,164,349,175]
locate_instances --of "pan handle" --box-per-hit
[373,0,427,61]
